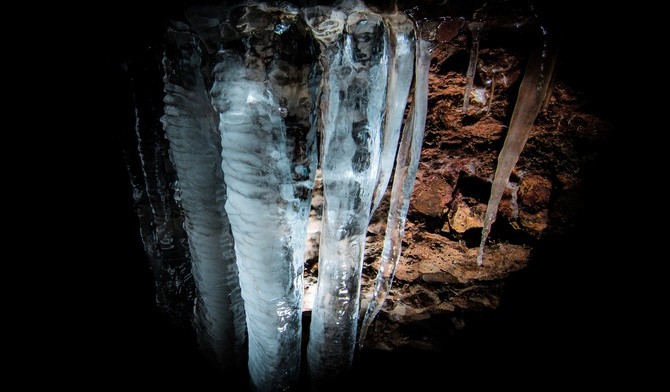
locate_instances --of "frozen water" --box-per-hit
[305,3,389,386]
[124,1,441,388]
[210,5,318,390]
[125,46,194,319]
[463,21,484,113]
[360,28,434,346]
[477,30,557,265]
[161,21,246,368]
[370,11,415,215]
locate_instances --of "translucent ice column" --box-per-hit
[210,5,318,390]
[370,11,415,215]
[161,21,246,369]
[304,2,389,386]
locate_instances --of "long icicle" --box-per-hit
[477,32,557,266]
[370,10,416,215]
[359,20,434,348]
[305,2,388,388]
[210,5,318,390]
[161,21,246,370]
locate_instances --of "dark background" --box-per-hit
[61,0,640,388]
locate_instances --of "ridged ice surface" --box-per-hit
[305,3,388,387]
[161,21,246,369]
[210,5,318,391]
[126,47,194,319]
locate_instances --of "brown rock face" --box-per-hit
[446,194,486,233]
[519,174,552,211]
[410,175,452,218]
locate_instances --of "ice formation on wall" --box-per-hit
[123,47,194,320]
[359,20,434,347]
[303,2,389,385]
[122,3,430,388]
[122,0,555,389]
[161,21,246,368]
[477,29,557,265]
[209,5,319,390]
[462,20,484,113]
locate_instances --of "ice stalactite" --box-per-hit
[122,0,559,387]
[127,48,194,319]
[304,2,388,387]
[479,53,517,114]
[120,101,155,270]
[462,20,484,113]
[161,21,246,369]
[477,31,557,266]
[370,11,415,215]
[210,5,318,391]
[359,21,434,346]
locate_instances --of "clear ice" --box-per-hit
[477,30,557,266]
[161,21,246,368]
[359,23,434,346]
[124,2,429,386]
[462,20,484,113]
[209,4,318,390]
[370,11,415,215]
[304,2,388,386]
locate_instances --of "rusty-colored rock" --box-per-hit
[519,208,549,237]
[409,175,452,218]
[447,196,486,233]
[459,116,506,142]
[519,174,552,211]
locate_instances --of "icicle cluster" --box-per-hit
[124,1,431,390]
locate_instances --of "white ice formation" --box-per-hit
[121,1,541,390]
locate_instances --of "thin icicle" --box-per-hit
[477,32,557,266]
[462,20,484,113]
[370,11,415,215]
[359,21,434,348]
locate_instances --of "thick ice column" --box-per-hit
[305,3,388,386]
[161,21,246,369]
[359,23,433,346]
[210,6,318,391]
[127,47,194,319]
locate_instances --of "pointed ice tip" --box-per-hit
[476,252,484,266]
